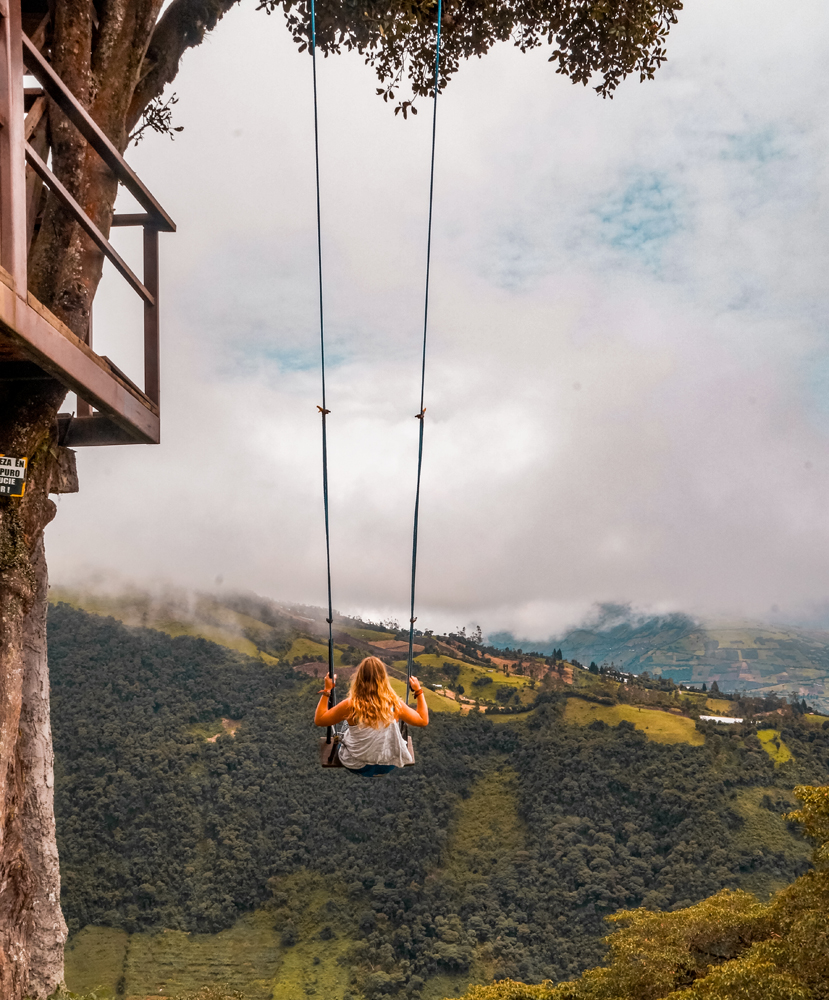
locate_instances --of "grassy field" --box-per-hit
[285,636,345,665]
[731,786,810,897]
[66,909,283,998]
[413,654,535,706]
[339,625,396,641]
[756,729,793,765]
[64,926,128,996]
[705,697,739,716]
[186,719,226,740]
[563,698,705,745]
[65,873,355,999]
[571,671,620,700]
[389,676,461,713]
[390,662,535,715]
[803,713,829,726]
[424,767,526,998]
[486,708,539,724]
[442,767,524,870]
[414,652,489,679]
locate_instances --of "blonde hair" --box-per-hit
[349,657,399,728]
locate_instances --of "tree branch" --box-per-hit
[127,0,242,132]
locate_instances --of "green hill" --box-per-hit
[48,603,829,999]
[49,585,538,717]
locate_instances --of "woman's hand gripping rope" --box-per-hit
[400,676,429,728]
[315,674,351,727]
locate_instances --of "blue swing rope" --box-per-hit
[405,0,443,705]
[309,0,336,741]
[310,0,444,722]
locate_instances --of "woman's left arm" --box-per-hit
[314,675,352,727]
[397,676,429,727]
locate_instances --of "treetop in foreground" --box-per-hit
[154,0,683,118]
[453,783,829,1000]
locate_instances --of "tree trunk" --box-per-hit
[20,534,70,998]
[0,5,168,994]
[0,377,75,997]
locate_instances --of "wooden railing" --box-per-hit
[0,0,175,446]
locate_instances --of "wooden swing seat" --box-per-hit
[319,733,415,769]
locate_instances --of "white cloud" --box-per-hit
[47,0,829,639]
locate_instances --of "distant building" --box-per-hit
[699,715,744,724]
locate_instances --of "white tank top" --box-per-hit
[338,708,414,768]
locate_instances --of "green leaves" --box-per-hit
[129,93,184,146]
[394,99,418,117]
[787,785,829,866]
[273,0,684,105]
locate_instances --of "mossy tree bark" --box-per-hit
[0,382,71,998]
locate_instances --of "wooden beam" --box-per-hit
[143,226,159,405]
[111,213,153,227]
[25,142,155,305]
[24,93,45,138]
[0,284,159,442]
[0,1,28,291]
[25,100,47,252]
[57,414,148,447]
[22,34,175,233]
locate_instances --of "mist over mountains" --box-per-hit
[50,580,829,712]
[489,604,698,663]
[488,603,829,712]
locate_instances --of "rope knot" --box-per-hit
[317,405,331,415]
[415,408,426,420]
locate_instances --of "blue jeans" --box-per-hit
[345,763,397,777]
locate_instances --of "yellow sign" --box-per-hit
[0,455,27,498]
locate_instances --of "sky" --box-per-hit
[45,0,829,639]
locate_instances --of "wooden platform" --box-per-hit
[0,0,174,446]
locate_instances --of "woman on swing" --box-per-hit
[314,656,429,776]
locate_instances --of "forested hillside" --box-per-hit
[49,604,829,999]
[455,785,829,1000]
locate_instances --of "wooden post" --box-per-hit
[0,0,28,292]
[143,225,159,407]
[77,305,91,415]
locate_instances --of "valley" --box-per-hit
[46,589,829,999]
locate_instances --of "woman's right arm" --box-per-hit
[314,675,352,727]
[397,676,429,727]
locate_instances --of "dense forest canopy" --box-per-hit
[456,786,829,999]
[49,604,829,998]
